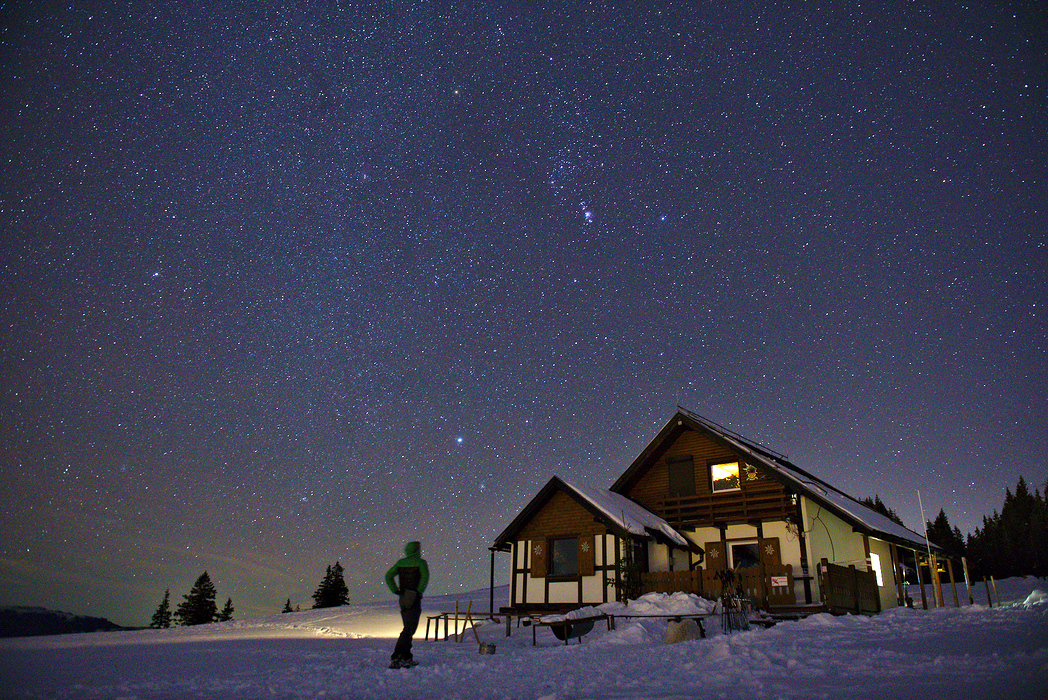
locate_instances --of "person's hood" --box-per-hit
[404,541,420,557]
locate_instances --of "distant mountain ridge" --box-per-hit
[0,606,129,638]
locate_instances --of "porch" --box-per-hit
[636,564,824,615]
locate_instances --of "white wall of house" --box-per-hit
[582,573,606,601]
[692,525,721,550]
[647,539,670,571]
[591,533,615,602]
[670,547,691,571]
[547,580,577,603]
[802,497,866,565]
[511,543,524,605]
[725,522,756,544]
[800,497,907,609]
[512,534,618,606]
[869,536,899,609]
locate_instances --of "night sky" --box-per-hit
[1,1,1045,627]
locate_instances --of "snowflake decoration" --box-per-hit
[708,548,720,560]
[533,544,543,556]
[581,541,590,552]
[765,544,776,556]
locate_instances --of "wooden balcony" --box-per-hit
[656,486,791,528]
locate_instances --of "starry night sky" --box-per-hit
[1,1,1045,627]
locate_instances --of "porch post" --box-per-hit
[946,558,959,607]
[889,543,904,606]
[916,554,928,610]
[489,547,496,617]
[511,540,520,608]
[931,554,944,608]
[961,557,974,605]
[795,496,813,603]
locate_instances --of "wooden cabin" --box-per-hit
[493,409,943,615]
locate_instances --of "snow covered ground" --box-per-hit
[1,579,1045,699]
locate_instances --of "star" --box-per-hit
[0,0,1039,628]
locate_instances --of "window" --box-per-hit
[667,456,696,497]
[711,461,740,492]
[550,537,579,577]
[870,552,883,587]
[729,541,760,570]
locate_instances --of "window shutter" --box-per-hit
[758,537,781,567]
[579,535,595,576]
[530,540,547,578]
[667,456,696,497]
[704,541,727,571]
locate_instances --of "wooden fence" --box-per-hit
[640,569,703,596]
[640,560,879,615]
[640,565,796,608]
[818,559,880,615]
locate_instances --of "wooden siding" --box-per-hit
[623,427,792,528]
[517,490,608,541]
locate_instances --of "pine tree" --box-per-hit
[174,571,219,626]
[150,589,172,629]
[925,509,966,562]
[965,475,1048,579]
[329,561,349,606]
[312,565,332,608]
[217,597,234,622]
[859,495,905,526]
[311,561,351,608]
[282,598,293,613]
[1031,480,1048,578]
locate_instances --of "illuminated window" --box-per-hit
[550,537,579,577]
[870,552,883,587]
[711,462,740,492]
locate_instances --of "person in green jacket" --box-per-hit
[384,541,429,668]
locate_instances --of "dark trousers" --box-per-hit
[393,600,422,660]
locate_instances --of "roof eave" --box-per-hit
[492,477,640,549]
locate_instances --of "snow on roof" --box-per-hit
[705,423,938,551]
[562,479,690,547]
[791,471,937,548]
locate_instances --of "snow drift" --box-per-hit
[1,579,1046,699]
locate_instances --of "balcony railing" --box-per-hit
[657,488,791,527]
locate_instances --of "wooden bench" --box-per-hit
[425,612,467,641]
[424,600,487,642]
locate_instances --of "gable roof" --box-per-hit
[612,409,942,553]
[492,476,701,552]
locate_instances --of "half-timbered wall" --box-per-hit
[509,489,619,608]
[512,533,618,606]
